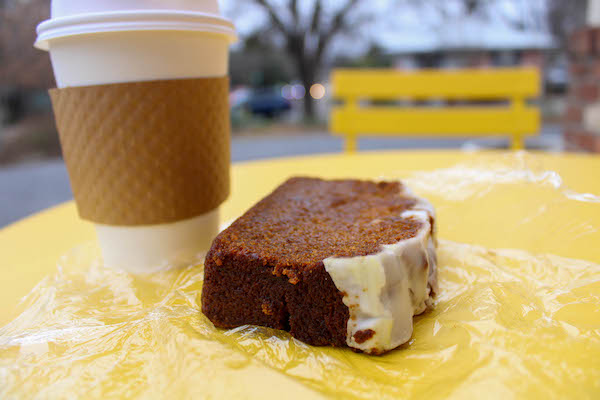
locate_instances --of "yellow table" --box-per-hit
[1,151,599,399]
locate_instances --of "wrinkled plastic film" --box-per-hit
[1,153,600,399]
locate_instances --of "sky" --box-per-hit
[220,0,554,55]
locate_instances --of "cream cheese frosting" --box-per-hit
[323,188,437,354]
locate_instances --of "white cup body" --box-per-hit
[95,210,221,275]
[45,28,231,273]
[49,30,229,87]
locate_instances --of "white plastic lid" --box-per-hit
[50,0,221,18]
[35,0,236,50]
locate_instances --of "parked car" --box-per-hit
[245,87,291,118]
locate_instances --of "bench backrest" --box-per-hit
[330,67,541,152]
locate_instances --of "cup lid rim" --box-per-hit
[35,10,237,50]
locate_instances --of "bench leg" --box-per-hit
[511,135,524,151]
[345,136,357,153]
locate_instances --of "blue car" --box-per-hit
[246,88,291,118]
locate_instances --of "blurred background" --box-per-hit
[0,0,595,226]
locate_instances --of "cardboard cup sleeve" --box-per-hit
[49,77,230,226]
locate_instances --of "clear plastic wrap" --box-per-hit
[1,152,599,399]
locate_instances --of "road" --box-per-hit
[0,127,563,227]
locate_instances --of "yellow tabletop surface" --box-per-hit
[1,150,599,399]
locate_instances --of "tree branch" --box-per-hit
[310,0,322,34]
[328,0,361,36]
[251,0,289,35]
[315,0,361,61]
[290,0,299,28]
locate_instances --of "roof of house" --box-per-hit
[374,17,555,54]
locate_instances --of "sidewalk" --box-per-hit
[1,126,563,227]
[232,127,563,161]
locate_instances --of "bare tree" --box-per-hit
[0,0,53,89]
[243,0,366,118]
[0,0,54,124]
[547,0,588,48]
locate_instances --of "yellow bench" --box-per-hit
[330,67,541,152]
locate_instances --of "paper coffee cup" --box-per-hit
[35,0,237,274]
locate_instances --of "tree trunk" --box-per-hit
[2,90,25,124]
[298,58,317,120]
[288,33,318,120]
[302,79,315,119]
